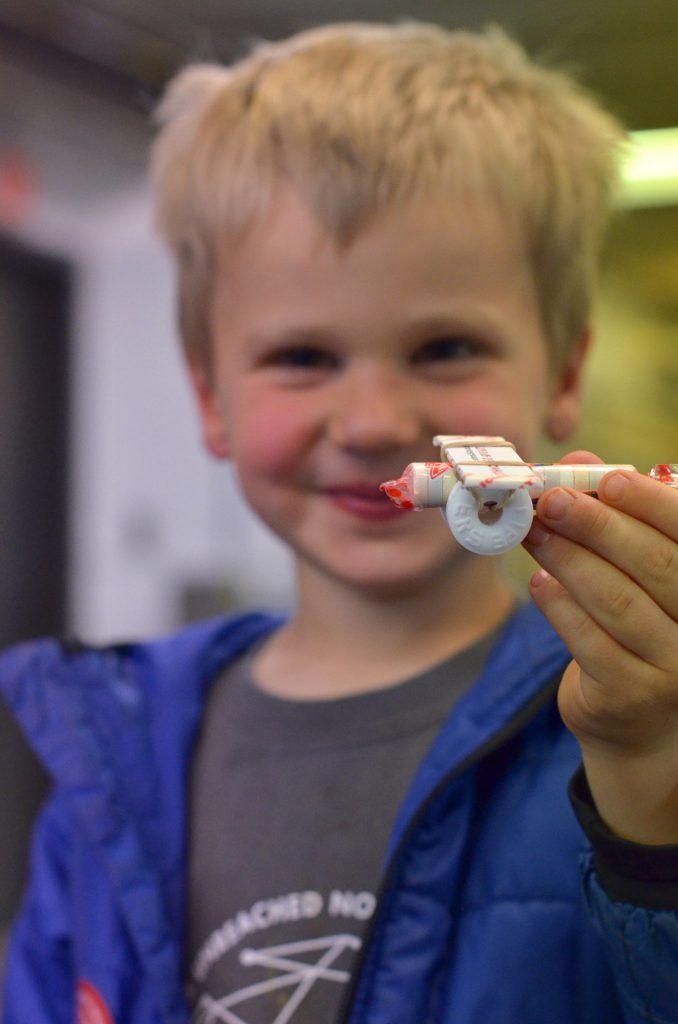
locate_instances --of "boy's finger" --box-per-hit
[530,484,678,622]
[530,575,672,752]
[526,532,677,670]
[558,449,605,466]
[598,470,678,543]
[528,569,655,696]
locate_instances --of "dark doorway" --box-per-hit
[0,234,70,933]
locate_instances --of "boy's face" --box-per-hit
[192,187,585,597]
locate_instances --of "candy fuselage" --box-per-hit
[381,462,639,511]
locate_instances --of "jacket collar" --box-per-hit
[386,601,570,857]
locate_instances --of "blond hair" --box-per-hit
[151,21,625,367]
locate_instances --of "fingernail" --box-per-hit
[530,569,551,588]
[543,488,573,520]
[602,473,629,502]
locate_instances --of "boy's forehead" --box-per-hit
[216,183,527,274]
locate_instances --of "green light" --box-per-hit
[619,127,678,208]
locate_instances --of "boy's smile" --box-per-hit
[322,481,405,522]
[192,186,584,600]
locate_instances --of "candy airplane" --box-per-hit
[380,435,678,555]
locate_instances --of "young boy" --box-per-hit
[2,21,678,1024]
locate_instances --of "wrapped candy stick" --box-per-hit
[379,460,661,510]
[380,436,678,554]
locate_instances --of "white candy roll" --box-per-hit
[533,464,636,497]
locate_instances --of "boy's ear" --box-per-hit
[544,329,590,442]
[187,358,231,459]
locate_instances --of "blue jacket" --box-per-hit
[1,603,677,1023]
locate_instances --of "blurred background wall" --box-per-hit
[0,0,677,966]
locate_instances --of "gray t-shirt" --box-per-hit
[186,630,499,1024]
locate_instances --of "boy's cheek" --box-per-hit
[229,396,312,475]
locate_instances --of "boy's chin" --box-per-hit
[299,547,468,601]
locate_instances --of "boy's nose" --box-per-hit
[328,370,421,453]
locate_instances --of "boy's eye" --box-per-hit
[264,345,339,371]
[411,336,485,364]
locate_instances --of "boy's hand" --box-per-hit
[523,452,678,845]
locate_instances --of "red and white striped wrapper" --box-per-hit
[380,461,647,510]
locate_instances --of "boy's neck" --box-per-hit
[251,557,517,700]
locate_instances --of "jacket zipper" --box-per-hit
[336,671,563,1024]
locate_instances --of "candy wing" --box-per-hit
[433,436,537,492]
